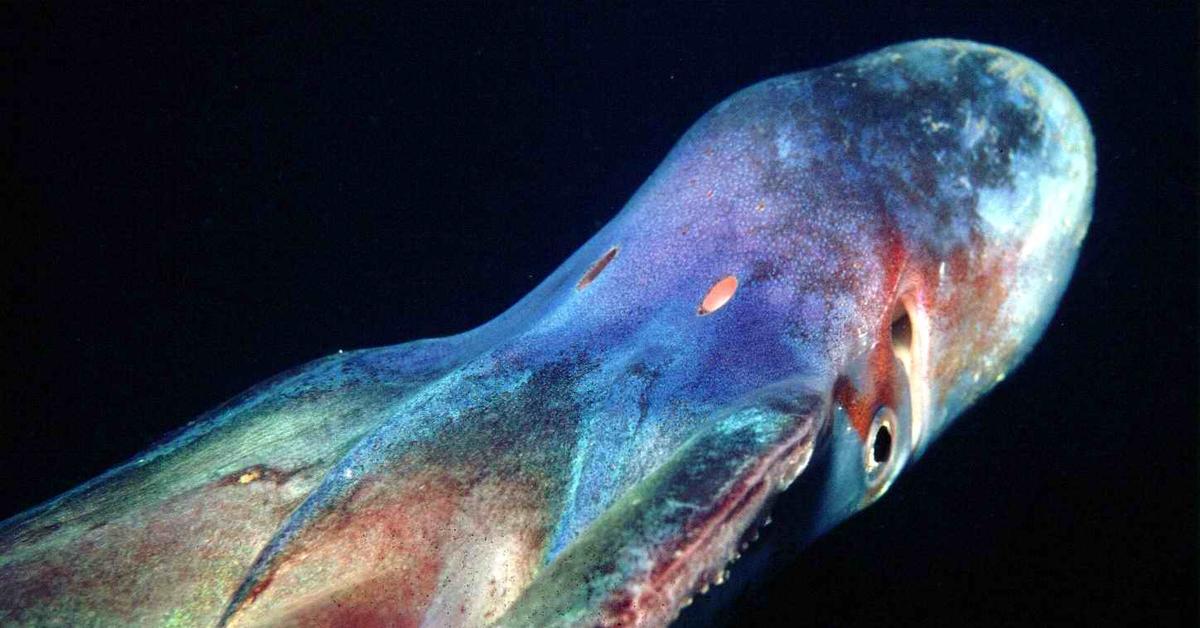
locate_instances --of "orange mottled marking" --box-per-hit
[836,221,908,441]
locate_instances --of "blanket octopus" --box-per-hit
[0,39,1093,627]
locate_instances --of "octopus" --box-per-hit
[0,39,1093,627]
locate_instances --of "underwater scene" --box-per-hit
[3,3,1196,626]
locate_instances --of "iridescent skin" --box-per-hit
[0,40,1093,627]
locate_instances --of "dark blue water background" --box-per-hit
[4,3,1196,625]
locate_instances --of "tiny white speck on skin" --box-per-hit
[342,468,354,480]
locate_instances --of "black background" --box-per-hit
[4,2,1196,626]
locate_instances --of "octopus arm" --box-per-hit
[0,335,471,626]
[498,386,823,628]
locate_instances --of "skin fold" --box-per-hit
[0,39,1093,627]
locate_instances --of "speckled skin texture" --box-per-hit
[0,40,1092,626]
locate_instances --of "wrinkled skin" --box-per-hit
[0,39,1093,627]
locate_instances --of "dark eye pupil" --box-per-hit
[872,424,893,465]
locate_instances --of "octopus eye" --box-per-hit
[891,308,912,364]
[698,275,738,315]
[871,421,893,467]
[865,406,897,474]
[577,246,619,290]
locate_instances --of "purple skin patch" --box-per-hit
[0,39,1092,627]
